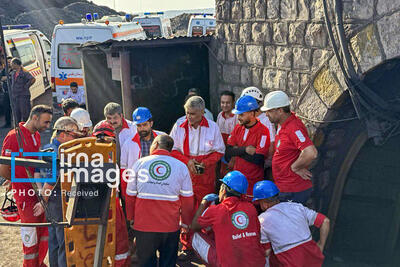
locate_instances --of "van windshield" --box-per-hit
[58,44,81,69]
[142,26,162,38]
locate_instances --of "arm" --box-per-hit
[41,183,54,203]
[200,151,223,167]
[190,199,209,231]
[180,196,194,228]
[291,145,318,180]
[239,153,265,165]
[317,217,330,252]
[0,164,11,180]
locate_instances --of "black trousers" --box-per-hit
[135,230,180,267]
[2,92,11,125]
[12,95,31,123]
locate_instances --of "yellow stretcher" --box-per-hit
[59,137,116,267]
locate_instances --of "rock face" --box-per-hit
[170,13,192,36]
[0,0,120,37]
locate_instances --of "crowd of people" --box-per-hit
[0,83,330,267]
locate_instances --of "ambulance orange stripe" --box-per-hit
[12,37,30,42]
[112,28,143,38]
[55,78,84,86]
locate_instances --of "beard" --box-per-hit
[138,130,151,138]
[238,118,250,125]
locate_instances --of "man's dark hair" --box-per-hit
[70,82,78,87]
[62,98,79,114]
[153,135,174,152]
[29,105,53,119]
[220,90,235,102]
[222,183,241,198]
[281,105,291,113]
[11,58,21,66]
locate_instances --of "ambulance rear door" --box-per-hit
[28,32,50,89]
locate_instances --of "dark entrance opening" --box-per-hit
[324,59,400,266]
[128,44,210,132]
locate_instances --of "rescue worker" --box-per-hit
[261,91,318,204]
[65,82,86,108]
[190,171,266,267]
[120,107,165,200]
[169,96,225,258]
[225,95,271,195]
[253,180,330,266]
[70,108,93,136]
[92,121,131,267]
[102,102,136,165]
[61,98,79,116]
[125,135,194,267]
[34,116,81,267]
[216,90,237,178]
[0,105,53,267]
[10,57,36,122]
[241,86,276,167]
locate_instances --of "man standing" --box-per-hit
[225,95,271,195]
[1,56,12,128]
[65,82,85,108]
[216,90,237,177]
[120,107,165,198]
[10,58,36,123]
[261,91,318,204]
[169,96,224,257]
[34,116,81,267]
[190,171,266,267]
[253,180,330,266]
[103,102,136,164]
[0,105,52,267]
[126,135,194,267]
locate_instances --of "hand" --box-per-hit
[129,220,134,230]
[291,166,312,180]
[33,202,44,217]
[187,159,197,174]
[181,223,190,234]
[202,193,218,202]
[2,180,11,191]
[245,146,256,155]
[317,240,325,252]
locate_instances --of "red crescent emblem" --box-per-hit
[156,166,163,175]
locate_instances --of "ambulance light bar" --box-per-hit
[191,13,214,17]
[86,13,93,22]
[93,13,99,20]
[2,24,31,30]
[143,12,164,15]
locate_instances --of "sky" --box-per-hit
[91,0,215,13]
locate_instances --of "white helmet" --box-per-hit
[241,86,264,102]
[260,91,290,111]
[70,108,93,130]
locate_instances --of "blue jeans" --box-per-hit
[279,188,313,205]
[48,224,66,267]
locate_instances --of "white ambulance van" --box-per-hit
[133,12,172,38]
[2,24,51,100]
[51,14,147,103]
[187,14,216,37]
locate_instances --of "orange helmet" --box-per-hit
[92,120,115,138]
[1,192,20,222]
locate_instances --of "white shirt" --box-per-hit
[258,113,276,142]
[216,111,237,136]
[258,202,318,254]
[65,89,85,105]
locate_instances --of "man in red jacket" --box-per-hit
[0,105,52,267]
[190,171,266,267]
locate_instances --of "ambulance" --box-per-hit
[187,14,216,37]
[51,13,147,103]
[132,12,172,38]
[2,24,52,100]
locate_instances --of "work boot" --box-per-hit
[178,249,195,262]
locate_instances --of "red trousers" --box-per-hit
[16,201,48,267]
[115,197,130,267]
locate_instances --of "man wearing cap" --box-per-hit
[65,81,86,108]
[253,180,330,266]
[261,90,318,204]
[225,95,271,195]
[190,171,266,267]
[120,107,165,200]
[34,116,81,267]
